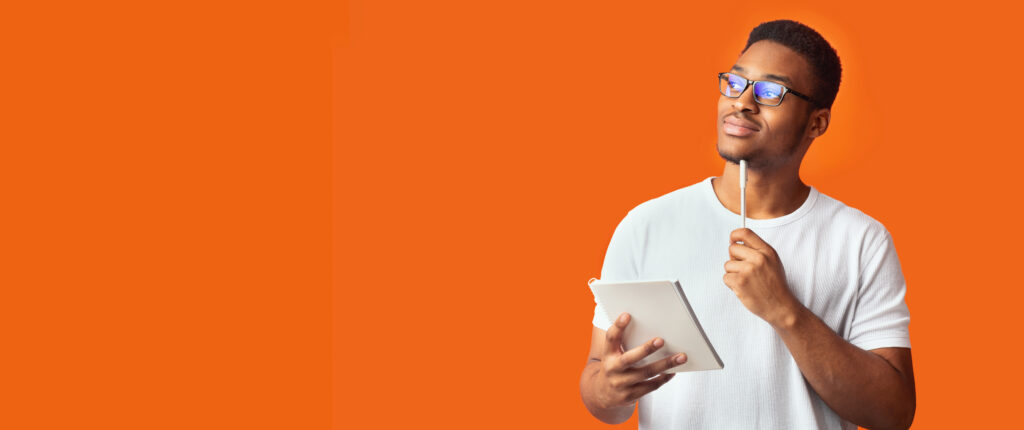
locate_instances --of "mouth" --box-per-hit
[723,117,760,137]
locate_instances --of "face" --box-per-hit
[716,40,825,170]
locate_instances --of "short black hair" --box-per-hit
[743,20,842,109]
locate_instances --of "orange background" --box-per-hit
[339,1,1023,429]
[3,0,1022,429]
[2,1,331,428]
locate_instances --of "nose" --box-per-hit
[732,84,759,114]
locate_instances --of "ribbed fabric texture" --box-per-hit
[592,176,910,430]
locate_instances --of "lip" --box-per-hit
[723,116,760,137]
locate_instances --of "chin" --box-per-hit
[716,145,744,165]
[716,137,749,164]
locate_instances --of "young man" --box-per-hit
[578,20,915,430]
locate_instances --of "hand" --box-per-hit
[592,313,688,409]
[723,228,803,327]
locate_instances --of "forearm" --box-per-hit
[774,306,914,430]
[579,359,634,424]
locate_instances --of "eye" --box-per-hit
[727,76,746,90]
[756,83,783,99]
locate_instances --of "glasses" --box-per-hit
[718,72,816,107]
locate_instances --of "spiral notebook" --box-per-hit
[589,278,723,373]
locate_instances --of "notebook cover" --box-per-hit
[589,278,724,373]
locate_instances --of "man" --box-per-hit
[578,20,915,430]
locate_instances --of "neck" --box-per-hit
[711,162,810,219]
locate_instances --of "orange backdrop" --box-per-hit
[14,0,1018,428]
[2,1,332,428]
[339,0,1024,429]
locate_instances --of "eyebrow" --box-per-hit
[730,65,794,86]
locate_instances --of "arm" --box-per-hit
[776,307,915,430]
[724,228,915,430]
[579,313,687,424]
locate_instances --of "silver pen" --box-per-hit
[739,159,747,229]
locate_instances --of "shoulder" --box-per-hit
[622,179,709,226]
[812,189,894,255]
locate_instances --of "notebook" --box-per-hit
[588,278,724,373]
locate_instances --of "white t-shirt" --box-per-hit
[592,176,911,430]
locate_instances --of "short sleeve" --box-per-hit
[848,231,911,350]
[592,210,641,331]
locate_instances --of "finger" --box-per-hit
[723,259,750,273]
[728,242,762,262]
[604,312,630,357]
[619,336,666,367]
[626,372,676,402]
[723,272,741,290]
[730,228,771,251]
[635,352,688,379]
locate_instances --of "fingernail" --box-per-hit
[676,354,687,364]
[653,338,663,347]
[618,313,628,323]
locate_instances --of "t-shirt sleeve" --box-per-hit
[848,230,911,350]
[592,210,641,331]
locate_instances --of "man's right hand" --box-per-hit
[589,312,688,410]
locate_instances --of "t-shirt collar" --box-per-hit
[702,176,818,228]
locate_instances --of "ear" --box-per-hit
[807,107,831,139]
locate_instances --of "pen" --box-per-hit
[740,159,747,229]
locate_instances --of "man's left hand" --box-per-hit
[723,228,804,328]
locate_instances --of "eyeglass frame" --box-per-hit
[718,72,818,107]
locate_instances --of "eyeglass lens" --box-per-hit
[720,73,785,106]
